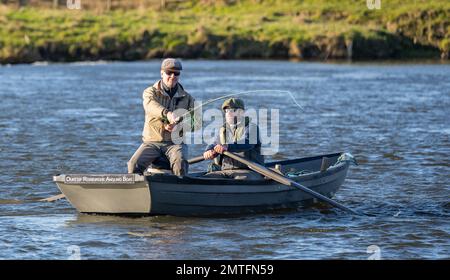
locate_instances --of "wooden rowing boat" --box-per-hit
[53,152,352,216]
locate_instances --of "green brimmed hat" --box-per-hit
[221,98,245,111]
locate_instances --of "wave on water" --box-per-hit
[68,60,110,66]
[31,61,49,66]
[331,72,383,80]
[56,108,120,118]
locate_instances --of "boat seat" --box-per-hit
[146,156,173,175]
[320,157,331,172]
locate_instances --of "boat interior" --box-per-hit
[145,152,343,184]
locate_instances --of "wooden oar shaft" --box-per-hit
[39,193,65,202]
[223,151,360,215]
[187,155,205,165]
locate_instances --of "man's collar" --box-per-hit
[155,80,186,98]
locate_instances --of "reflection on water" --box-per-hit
[0,60,449,259]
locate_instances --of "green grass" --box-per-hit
[0,0,449,62]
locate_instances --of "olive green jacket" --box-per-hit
[205,117,264,170]
[142,80,195,142]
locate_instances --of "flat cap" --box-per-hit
[222,98,245,111]
[161,58,182,71]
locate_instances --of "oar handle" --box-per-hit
[187,155,205,165]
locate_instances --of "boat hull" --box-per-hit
[54,174,151,213]
[54,153,350,216]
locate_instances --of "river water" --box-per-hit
[0,60,448,259]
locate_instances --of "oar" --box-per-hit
[39,193,65,202]
[42,155,207,202]
[223,151,361,215]
[187,155,205,164]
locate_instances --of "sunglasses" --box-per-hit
[164,71,180,76]
[224,108,240,113]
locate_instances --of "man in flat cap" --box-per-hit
[127,58,195,176]
[202,98,264,180]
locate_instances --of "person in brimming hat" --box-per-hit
[127,58,195,176]
[203,98,264,180]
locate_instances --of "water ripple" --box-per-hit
[0,61,448,259]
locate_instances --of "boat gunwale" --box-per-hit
[265,152,342,167]
[52,152,347,186]
[147,152,347,186]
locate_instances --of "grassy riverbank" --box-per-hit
[0,0,449,63]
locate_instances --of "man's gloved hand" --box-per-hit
[203,150,218,160]
[213,144,228,154]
